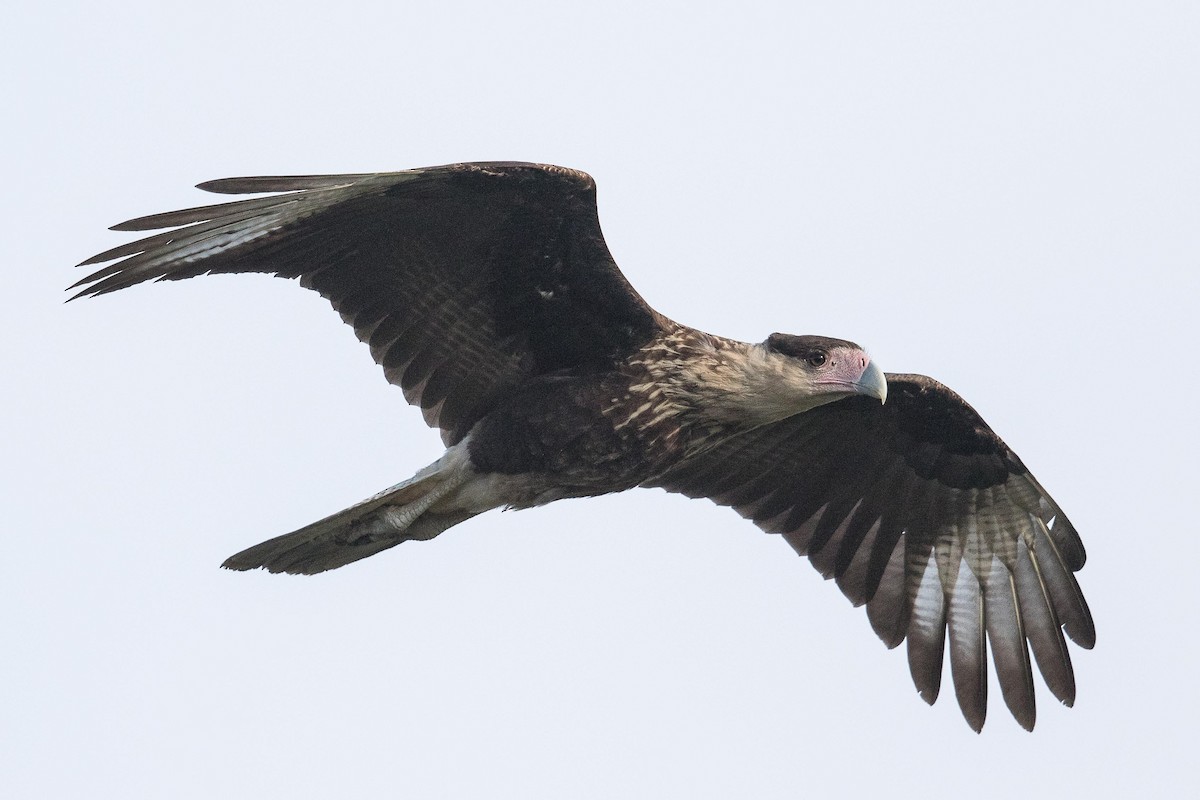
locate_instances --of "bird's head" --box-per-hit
[702,333,886,426]
[763,333,887,404]
[657,332,887,428]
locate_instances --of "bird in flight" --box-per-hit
[73,162,1093,731]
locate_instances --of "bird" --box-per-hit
[72,161,1093,732]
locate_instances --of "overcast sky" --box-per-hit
[4,2,1198,797]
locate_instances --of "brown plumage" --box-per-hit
[73,161,1093,731]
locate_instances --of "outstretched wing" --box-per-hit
[645,374,1093,731]
[72,162,666,444]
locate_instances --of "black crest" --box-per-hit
[765,333,861,361]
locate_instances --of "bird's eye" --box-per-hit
[806,352,827,367]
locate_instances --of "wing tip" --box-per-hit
[1011,705,1036,732]
[1067,623,1097,651]
[962,707,986,733]
[221,552,322,575]
[196,178,238,193]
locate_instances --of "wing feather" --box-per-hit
[947,556,988,732]
[867,540,909,648]
[1032,518,1097,648]
[74,162,666,444]
[906,546,947,705]
[647,373,1091,730]
[984,556,1037,730]
[196,174,378,194]
[1013,536,1077,706]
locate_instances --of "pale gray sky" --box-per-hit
[4,2,1198,797]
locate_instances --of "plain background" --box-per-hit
[4,2,1197,797]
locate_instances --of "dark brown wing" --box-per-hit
[645,374,1093,731]
[72,162,666,444]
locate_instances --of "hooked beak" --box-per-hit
[813,348,888,404]
[856,358,887,404]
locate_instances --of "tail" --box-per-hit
[222,467,477,575]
